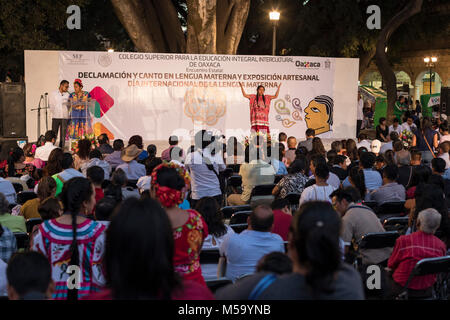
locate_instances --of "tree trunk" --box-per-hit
[375,0,423,123]
[216,0,251,54]
[186,0,217,54]
[359,47,376,79]
[111,0,250,54]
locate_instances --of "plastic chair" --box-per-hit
[221,205,251,219]
[26,218,43,234]
[358,231,400,250]
[362,201,378,210]
[14,232,30,250]
[229,223,248,234]
[383,216,409,233]
[229,211,251,225]
[16,192,37,205]
[200,249,221,265]
[376,201,406,215]
[205,277,232,293]
[397,256,450,300]
[250,184,275,206]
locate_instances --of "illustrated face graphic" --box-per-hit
[304,100,329,134]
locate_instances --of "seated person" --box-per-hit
[136,157,163,194]
[220,205,284,282]
[216,202,364,300]
[387,208,447,297]
[86,166,105,210]
[0,225,17,263]
[359,152,382,192]
[94,197,118,227]
[6,251,54,300]
[116,145,146,181]
[270,198,293,241]
[331,187,391,266]
[300,163,336,205]
[369,165,405,205]
[20,176,56,220]
[110,168,140,200]
[395,150,413,188]
[272,157,308,199]
[81,150,111,180]
[0,193,25,233]
[330,155,348,181]
[104,139,125,170]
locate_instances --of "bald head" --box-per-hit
[249,205,274,232]
[287,136,297,148]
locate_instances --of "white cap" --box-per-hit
[370,139,381,154]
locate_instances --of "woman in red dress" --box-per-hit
[239,82,281,134]
[151,162,209,287]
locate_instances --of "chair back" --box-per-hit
[230,211,251,225]
[26,218,43,234]
[230,223,248,234]
[250,184,276,197]
[362,201,378,210]
[383,217,409,233]
[413,256,450,277]
[359,231,399,250]
[227,175,242,187]
[14,232,30,250]
[376,201,406,215]
[17,191,37,205]
[200,249,221,265]
[205,278,232,293]
[221,205,251,219]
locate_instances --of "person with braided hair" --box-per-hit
[32,177,106,300]
[150,162,209,287]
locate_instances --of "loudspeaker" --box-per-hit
[441,87,450,116]
[0,82,26,137]
[0,138,28,162]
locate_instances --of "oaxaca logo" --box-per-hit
[295,60,321,69]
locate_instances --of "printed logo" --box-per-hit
[324,59,331,69]
[98,53,112,67]
[295,60,321,69]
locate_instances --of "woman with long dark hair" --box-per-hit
[239,82,281,134]
[67,79,93,140]
[216,202,364,299]
[32,177,106,300]
[411,117,438,166]
[73,139,91,170]
[151,162,209,287]
[84,197,213,300]
[348,166,367,201]
[311,137,326,157]
[5,147,36,178]
[42,148,64,177]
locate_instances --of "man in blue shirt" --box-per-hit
[359,152,382,192]
[220,205,285,281]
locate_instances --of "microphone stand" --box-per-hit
[30,95,49,140]
[45,93,49,131]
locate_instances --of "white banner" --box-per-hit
[59,51,342,141]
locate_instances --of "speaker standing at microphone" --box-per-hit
[50,80,70,148]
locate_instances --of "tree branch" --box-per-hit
[186,0,217,54]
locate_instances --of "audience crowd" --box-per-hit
[0,115,449,300]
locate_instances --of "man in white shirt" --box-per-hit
[357,93,364,137]
[356,133,371,150]
[388,118,402,135]
[401,115,417,133]
[35,130,58,162]
[49,80,70,148]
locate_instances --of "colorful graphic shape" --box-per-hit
[94,122,115,140]
[89,86,114,117]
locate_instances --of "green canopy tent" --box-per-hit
[359,85,387,127]
[419,93,440,118]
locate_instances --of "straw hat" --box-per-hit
[121,144,142,162]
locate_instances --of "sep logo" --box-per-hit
[73,54,83,60]
[295,61,321,69]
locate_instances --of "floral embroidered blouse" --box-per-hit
[173,209,208,286]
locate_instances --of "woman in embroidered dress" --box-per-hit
[239,82,281,134]
[67,79,93,140]
[32,177,106,300]
[150,162,209,287]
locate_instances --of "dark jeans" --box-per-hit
[190,194,223,209]
[356,120,363,138]
[51,118,68,148]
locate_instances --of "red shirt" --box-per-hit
[271,209,292,241]
[388,231,446,290]
[95,187,104,203]
[82,280,214,300]
[249,94,272,127]
[173,210,209,287]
